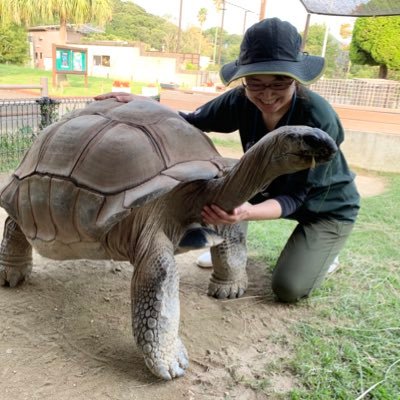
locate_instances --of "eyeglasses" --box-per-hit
[242,79,295,92]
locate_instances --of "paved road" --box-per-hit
[0,89,40,99]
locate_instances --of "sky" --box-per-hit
[131,0,355,40]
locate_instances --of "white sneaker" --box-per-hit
[328,256,340,274]
[196,251,213,268]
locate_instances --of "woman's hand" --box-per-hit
[201,199,282,225]
[201,203,251,225]
[93,92,138,103]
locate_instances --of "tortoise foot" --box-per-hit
[0,262,32,288]
[0,217,33,288]
[208,274,248,299]
[143,337,189,380]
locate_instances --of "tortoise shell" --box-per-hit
[0,98,232,245]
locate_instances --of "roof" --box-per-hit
[28,24,104,34]
[299,0,400,16]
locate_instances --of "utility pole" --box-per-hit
[217,0,226,66]
[177,0,183,52]
[321,23,330,58]
[243,10,250,34]
[212,28,219,64]
[301,13,311,50]
[259,0,267,20]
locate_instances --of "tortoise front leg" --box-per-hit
[208,221,248,299]
[0,217,33,287]
[130,231,188,380]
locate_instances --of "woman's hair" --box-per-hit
[295,82,309,101]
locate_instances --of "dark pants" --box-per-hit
[271,219,355,302]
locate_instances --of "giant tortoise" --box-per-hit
[0,98,337,380]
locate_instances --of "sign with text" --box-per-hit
[54,46,87,72]
[52,44,88,87]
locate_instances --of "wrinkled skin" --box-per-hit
[0,107,337,380]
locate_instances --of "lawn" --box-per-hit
[0,64,149,97]
[246,171,400,399]
[213,138,400,398]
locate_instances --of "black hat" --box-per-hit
[220,18,325,85]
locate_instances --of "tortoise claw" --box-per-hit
[0,263,32,287]
[143,338,189,380]
[207,275,248,299]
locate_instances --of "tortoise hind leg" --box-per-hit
[130,231,188,380]
[208,221,248,299]
[0,217,33,287]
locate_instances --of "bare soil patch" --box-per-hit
[0,169,386,400]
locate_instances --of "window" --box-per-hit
[93,55,110,67]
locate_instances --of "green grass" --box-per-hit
[0,126,36,172]
[0,64,150,97]
[246,174,400,399]
[211,137,243,150]
[217,139,400,399]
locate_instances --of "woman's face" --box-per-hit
[243,74,296,115]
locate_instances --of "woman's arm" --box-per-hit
[181,88,244,133]
[201,199,283,225]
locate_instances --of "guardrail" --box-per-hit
[0,77,48,97]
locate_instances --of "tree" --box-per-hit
[197,7,207,54]
[0,24,29,64]
[222,33,241,66]
[180,27,203,55]
[350,16,400,78]
[303,24,343,78]
[106,0,177,51]
[339,23,352,40]
[0,0,113,44]
[197,8,207,28]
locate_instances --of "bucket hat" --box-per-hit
[220,18,325,85]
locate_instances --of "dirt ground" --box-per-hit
[0,169,386,400]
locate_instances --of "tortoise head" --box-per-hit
[168,125,338,218]
[266,125,338,167]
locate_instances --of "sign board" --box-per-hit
[55,48,87,72]
[52,44,88,87]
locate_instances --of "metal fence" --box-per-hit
[310,78,400,109]
[0,97,93,171]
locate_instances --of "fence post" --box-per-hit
[35,97,61,130]
[40,77,49,96]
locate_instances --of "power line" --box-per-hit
[225,1,256,14]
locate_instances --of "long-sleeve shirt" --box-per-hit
[180,86,360,223]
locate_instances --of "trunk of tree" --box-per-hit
[57,17,68,87]
[59,18,67,44]
[379,64,388,79]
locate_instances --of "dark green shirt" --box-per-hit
[182,86,360,223]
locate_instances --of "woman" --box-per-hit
[95,18,360,303]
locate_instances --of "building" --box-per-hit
[28,24,102,69]
[28,25,214,87]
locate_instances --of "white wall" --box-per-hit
[71,44,179,83]
[131,56,177,84]
[69,44,217,87]
[342,130,400,173]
